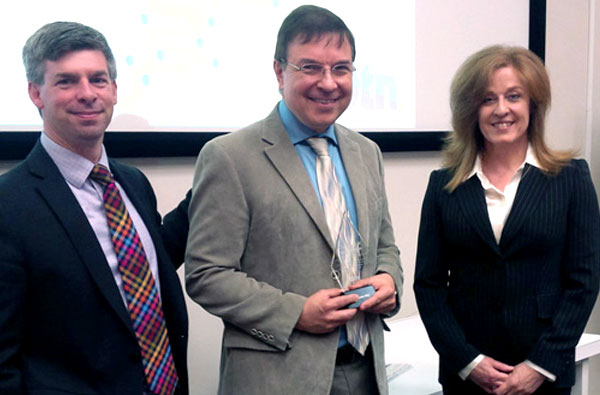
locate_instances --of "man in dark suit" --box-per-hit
[0,22,189,394]
[185,6,402,395]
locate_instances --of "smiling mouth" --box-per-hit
[492,121,514,128]
[311,98,338,104]
[71,111,103,117]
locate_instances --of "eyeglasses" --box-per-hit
[279,58,355,78]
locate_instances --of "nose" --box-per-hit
[494,97,509,116]
[76,80,97,103]
[316,69,337,91]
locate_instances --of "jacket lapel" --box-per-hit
[110,162,155,238]
[500,164,549,248]
[261,109,335,250]
[111,162,182,325]
[455,175,501,254]
[27,143,134,333]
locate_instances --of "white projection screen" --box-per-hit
[1,0,539,158]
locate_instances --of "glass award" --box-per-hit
[330,210,364,290]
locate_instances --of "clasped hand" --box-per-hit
[469,358,545,395]
[296,273,397,334]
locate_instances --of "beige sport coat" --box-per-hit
[185,106,403,395]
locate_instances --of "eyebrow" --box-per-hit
[485,85,525,94]
[295,58,352,65]
[52,70,109,80]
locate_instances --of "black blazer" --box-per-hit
[414,159,600,389]
[0,142,189,395]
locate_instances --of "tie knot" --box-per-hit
[307,137,330,157]
[89,164,114,187]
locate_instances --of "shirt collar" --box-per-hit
[40,132,110,189]
[469,144,540,182]
[277,100,338,146]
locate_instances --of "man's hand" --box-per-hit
[296,288,359,334]
[347,273,396,314]
[468,356,513,394]
[493,363,545,395]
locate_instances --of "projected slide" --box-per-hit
[1,0,415,132]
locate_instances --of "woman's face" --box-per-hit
[478,66,530,150]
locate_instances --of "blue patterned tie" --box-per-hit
[307,138,369,355]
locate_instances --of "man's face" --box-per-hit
[28,49,117,154]
[274,33,353,133]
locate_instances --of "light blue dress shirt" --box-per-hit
[278,100,358,347]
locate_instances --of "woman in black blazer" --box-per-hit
[414,45,600,395]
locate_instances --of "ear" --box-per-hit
[28,82,44,111]
[273,59,284,93]
[111,80,118,105]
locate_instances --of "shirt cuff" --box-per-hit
[525,360,556,382]
[459,354,484,380]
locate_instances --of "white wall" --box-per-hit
[546,0,600,392]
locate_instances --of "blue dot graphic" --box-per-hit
[157,50,164,60]
[196,38,203,48]
[208,17,215,27]
[213,59,219,68]
[125,56,134,66]
[141,14,148,24]
[142,75,150,86]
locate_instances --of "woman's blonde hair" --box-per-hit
[443,45,573,192]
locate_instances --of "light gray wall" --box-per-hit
[546,0,600,392]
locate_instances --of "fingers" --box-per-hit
[333,293,361,310]
[295,288,358,334]
[349,273,397,313]
[468,356,512,393]
[491,359,514,374]
[494,363,545,395]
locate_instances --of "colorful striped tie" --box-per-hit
[90,164,178,395]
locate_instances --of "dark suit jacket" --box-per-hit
[0,141,189,395]
[414,160,600,390]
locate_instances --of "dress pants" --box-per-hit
[330,344,378,395]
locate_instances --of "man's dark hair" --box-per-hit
[23,21,117,85]
[274,5,356,62]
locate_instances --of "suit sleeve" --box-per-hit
[413,170,481,374]
[372,144,403,315]
[184,141,306,351]
[527,160,600,376]
[161,189,191,268]
[0,206,26,392]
